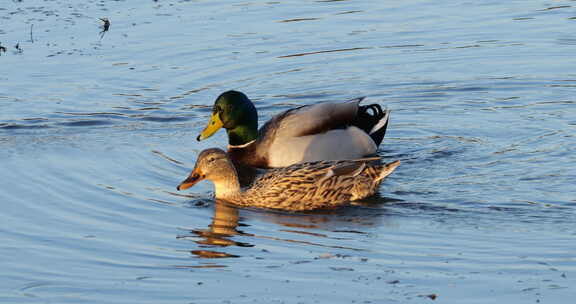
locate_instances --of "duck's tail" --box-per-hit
[376,160,401,182]
[353,103,390,147]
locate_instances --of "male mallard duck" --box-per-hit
[197,91,390,168]
[177,148,400,211]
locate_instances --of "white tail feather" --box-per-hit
[369,108,390,135]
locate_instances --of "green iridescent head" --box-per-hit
[197,91,259,146]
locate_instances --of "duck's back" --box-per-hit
[257,101,377,168]
[236,160,394,211]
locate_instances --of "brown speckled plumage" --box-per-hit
[177,148,400,211]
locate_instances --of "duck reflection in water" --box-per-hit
[178,197,397,263]
[179,201,252,259]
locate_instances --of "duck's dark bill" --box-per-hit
[177,173,203,190]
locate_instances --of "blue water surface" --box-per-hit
[1,0,575,303]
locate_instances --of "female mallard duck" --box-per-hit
[197,91,390,169]
[177,148,400,211]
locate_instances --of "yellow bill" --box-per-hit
[197,112,223,141]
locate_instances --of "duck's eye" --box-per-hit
[207,157,215,163]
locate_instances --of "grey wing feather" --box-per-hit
[263,99,362,138]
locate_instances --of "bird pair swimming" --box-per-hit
[177,91,400,211]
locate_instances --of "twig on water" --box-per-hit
[99,18,110,40]
[30,24,34,43]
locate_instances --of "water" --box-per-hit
[1,0,575,303]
